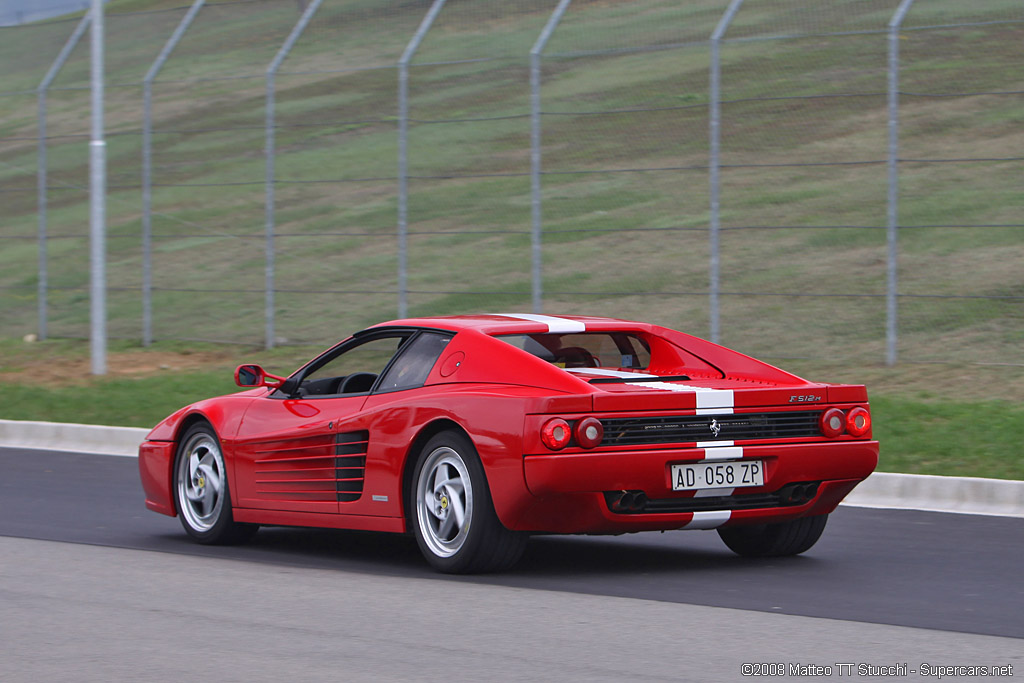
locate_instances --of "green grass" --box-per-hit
[0,372,241,428]
[872,397,1024,480]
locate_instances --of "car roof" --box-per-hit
[370,313,657,336]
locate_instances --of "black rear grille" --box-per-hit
[604,482,820,514]
[601,411,821,446]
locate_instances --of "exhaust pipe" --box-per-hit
[607,490,648,513]
[779,482,820,505]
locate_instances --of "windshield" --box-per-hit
[496,332,651,370]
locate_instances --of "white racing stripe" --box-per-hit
[633,382,735,416]
[696,390,734,416]
[683,510,731,529]
[693,488,734,498]
[492,313,586,333]
[701,446,742,461]
[568,368,658,379]
[696,440,734,448]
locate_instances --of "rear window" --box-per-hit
[497,332,651,370]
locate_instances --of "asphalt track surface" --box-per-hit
[3,446,1023,642]
[2,444,1024,663]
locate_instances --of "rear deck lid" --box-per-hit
[568,368,828,412]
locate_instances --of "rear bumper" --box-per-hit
[513,440,877,533]
[139,440,176,517]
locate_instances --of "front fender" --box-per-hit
[139,391,263,517]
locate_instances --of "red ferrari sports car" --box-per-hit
[139,314,877,573]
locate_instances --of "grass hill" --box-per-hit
[0,0,1021,369]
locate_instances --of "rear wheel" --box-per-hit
[174,423,258,545]
[717,514,828,557]
[411,431,527,573]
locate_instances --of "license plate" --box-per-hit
[671,460,764,491]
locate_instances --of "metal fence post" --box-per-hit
[36,15,90,342]
[265,0,324,349]
[142,0,206,346]
[529,0,572,315]
[398,0,447,320]
[708,0,745,345]
[887,0,916,367]
[89,0,106,374]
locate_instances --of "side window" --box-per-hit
[299,335,409,396]
[376,333,451,393]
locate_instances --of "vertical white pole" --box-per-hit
[90,0,107,375]
[37,89,48,341]
[398,0,447,319]
[708,0,744,345]
[530,0,573,315]
[886,0,916,367]
[143,0,207,346]
[265,0,324,348]
[39,15,91,343]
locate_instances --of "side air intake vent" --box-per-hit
[335,431,369,503]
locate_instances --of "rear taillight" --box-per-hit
[574,417,604,449]
[540,418,572,450]
[820,408,846,438]
[820,406,871,438]
[846,406,871,437]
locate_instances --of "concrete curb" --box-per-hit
[842,472,1024,518]
[0,419,148,458]
[1,419,1022,518]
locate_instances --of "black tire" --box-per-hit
[173,423,258,545]
[410,430,528,573]
[717,514,828,558]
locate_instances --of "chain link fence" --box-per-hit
[0,0,1021,367]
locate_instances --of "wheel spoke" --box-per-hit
[432,463,450,495]
[438,512,456,540]
[445,483,466,527]
[200,483,215,517]
[425,501,444,523]
[189,452,201,480]
[197,462,221,494]
[442,477,464,496]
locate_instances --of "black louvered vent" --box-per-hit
[335,431,369,503]
[601,411,821,446]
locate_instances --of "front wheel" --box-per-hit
[411,431,527,573]
[174,423,258,545]
[717,514,828,557]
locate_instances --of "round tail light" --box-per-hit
[541,418,572,450]
[820,408,846,438]
[574,417,604,449]
[846,407,871,437]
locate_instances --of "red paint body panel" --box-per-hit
[233,507,404,533]
[230,393,368,514]
[138,314,879,542]
[511,479,862,534]
[139,440,176,516]
[523,442,877,498]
